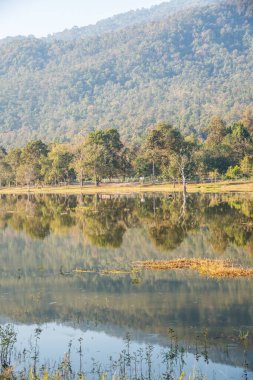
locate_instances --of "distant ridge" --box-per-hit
[0,0,252,147]
[47,0,219,41]
[0,0,220,45]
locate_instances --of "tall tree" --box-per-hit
[43,145,75,185]
[6,149,22,186]
[77,129,125,185]
[241,107,253,133]
[18,140,49,186]
[205,117,227,147]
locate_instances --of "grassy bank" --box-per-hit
[0,179,253,195]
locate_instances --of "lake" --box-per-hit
[0,192,252,379]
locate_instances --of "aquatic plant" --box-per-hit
[0,326,249,380]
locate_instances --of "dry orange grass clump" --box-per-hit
[134,259,253,278]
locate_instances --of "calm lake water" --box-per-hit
[0,193,253,379]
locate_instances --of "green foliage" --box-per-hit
[202,116,253,174]
[1,114,253,187]
[136,123,197,182]
[226,165,241,179]
[0,0,252,146]
[78,129,125,184]
[240,155,253,176]
[43,144,75,184]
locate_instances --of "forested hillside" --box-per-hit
[48,0,218,41]
[0,0,252,146]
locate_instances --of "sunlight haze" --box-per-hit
[0,0,168,39]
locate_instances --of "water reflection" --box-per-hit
[0,193,253,376]
[1,193,253,254]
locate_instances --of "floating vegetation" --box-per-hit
[72,269,98,274]
[73,268,138,276]
[101,269,133,276]
[134,259,253,278]
[73,259,253,280]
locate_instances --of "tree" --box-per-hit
[0,161,13,187]
[141,125,169,179]
[19,140,49,185]
[0,147,11,187]
[0,147,7,160]
[139,123,185,180]
[241,107,253,132]
[79,129,125,185]
[72,143,86,187]
[235,0,253,16]
[119,146,133,179]
[205,117,227,147]
[240,155,253,177]
[203,119,252,175]
[226,165,241,179]
[43,145,75,185]
[169,142,196,193]
[21,140,49,162]
[225,122,252,163]
[16,164,37,188]
[6,149,22,186]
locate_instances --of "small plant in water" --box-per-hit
[0,326,250,380]
[0,324,17,368]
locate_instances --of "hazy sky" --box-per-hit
[0,0,166,39]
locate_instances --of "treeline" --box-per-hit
[0,112,253,187]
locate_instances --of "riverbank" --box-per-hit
[0,179,252,195]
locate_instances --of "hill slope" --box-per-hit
[0,0,252,146]
[48,0,218,41]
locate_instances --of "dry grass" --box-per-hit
[134,259,253,278]
[101,269,132,275]
[73,259,253,279]
[73,268,97,274]
[1,179,253,195]
[73,268,132,276]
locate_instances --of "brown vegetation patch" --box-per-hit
[73,268,132,276]
[133,259,253,278]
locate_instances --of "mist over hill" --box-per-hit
[0,0,252,146]
[47,0,218,41]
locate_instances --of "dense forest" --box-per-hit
[0,112,253,187]
[0,0,252,146]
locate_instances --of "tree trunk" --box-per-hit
[152,159,155,183]
[80,170,83,188]
[181,167,187,194]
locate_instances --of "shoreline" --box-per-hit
[0,179,252,195]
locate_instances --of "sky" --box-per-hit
[0,0,166,39]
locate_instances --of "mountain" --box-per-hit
[47,0,218,41]
[0,36,29,47]
[0,0,252,147]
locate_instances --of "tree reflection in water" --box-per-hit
[0,193,253,254]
